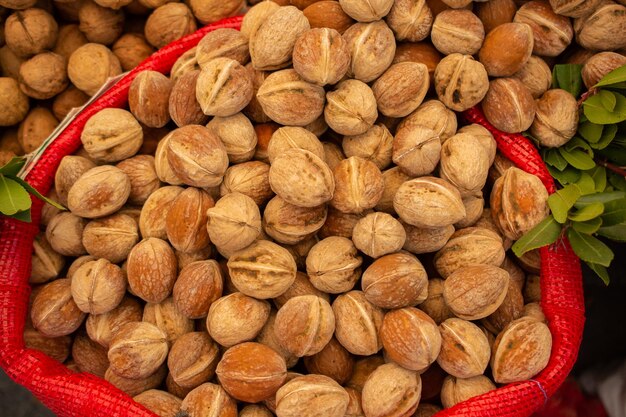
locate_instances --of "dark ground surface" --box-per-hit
[1,242,625,417]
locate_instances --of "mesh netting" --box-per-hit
[0,16,584,417]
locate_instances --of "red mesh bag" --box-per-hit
[0,16,585,417]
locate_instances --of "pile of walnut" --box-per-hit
[24,1,626,417]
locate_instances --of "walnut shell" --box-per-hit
[30,233,65,284]
[18,52,68,99]
[434,53,489,111]
[68,43,122,96]
[165,187,213,253]
[402,222,455,255]
[263,196,327,245]
[143,297,194,344]
[303,337,354,384]
[386,0,433,42]
[303,1,355,34]
[361,363,421,417]
[342,21,396,82]
[343,124,393,171]
[81,108,143,163]
[116,155,161,205]
[255,309,299,368]
[437,318,490,378]
[72,333,110,377]
[86,297,143,348]
[393,125,441,177]
[419,278,454,325]
[23,324,71,363]
[306,236,362,294]
[31,278,86,337]
[346,355,385,392]
[207,292,270,347]
[196,28,249,69]
[482,77,537,133]
[372,62,429,118]
[129,70,172,128]
[530,88,579,148]
[325,79,378,136]
[169,70,209,127]
[398,99,457,142]
[267,126,324,164]
[332,290,384,356]
[46,212,87,257]
[513,1,573,57]
[71,258,126,314]
[168,332,219,389]
[574,3,626,51]
[582,52,626,89]
[133,390,182,417]
[144,3,197,49]
[127,237,178,303]
[196,57,253,117]
[82,213,139,263]
[108,321,168,380]
[331,156,383,214]
[179,383,237,417]
[276,374,349,417]
[207,112,258,163]
[5,9,58,57]
[139,186,184,240]
[293,27,350,86]
[441,375,496,409]
[173,260,223,319]
[511,55,553,99]
[105,365,167,397]
[352,212,406,258]
[479,22,533,77]
[431,9,485,55]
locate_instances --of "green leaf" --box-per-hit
[567,228,614,267]
[568,202,604,222]
[552,64,583,97]
[579,122,604,143]
[548,165,582,186]
[0,156,26,176]
[590,124,618,150]
[575,172,596,195]
[572,217,602,234]
[565,136,593,153]
[586,262,610,285]
[599,90,617,112]
[558,148,596,170]
[597,144,626,166]
[597,223,626,241]
[8,209,31,223]
[575,191,625,208]
[543,148,568,171]
[548,184,581,223]
[594,64,626,87]
[601,199,626,226]
[583,92,626,124]
[8,176,66,211]
[0,175,31,216]
[511,215,562,257]
[589,166,607,192]
[609,172,626,191]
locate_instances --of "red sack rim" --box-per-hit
[0,15,585,417]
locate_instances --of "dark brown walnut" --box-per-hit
[482,279,524,334]
[72,333,110,378]
[127,237,178,303]
[165,187,213,253]
[402,221,455,255]
[173,260,223,319]
[393,42,442,85]
[303,1,355,34]
[52,86,89,123]
[303,337,354,385]
[31,279,86,338]
[482,78,536,134]
[479,23,534,77]
[23,324,72,363]
[475,0,517,33]
[513,1,573,57]
[129,70,172,128]
[168,332,220,389]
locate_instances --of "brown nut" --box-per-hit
[196,57,253,117]
[168,332,219,389]
[274,294,335,357]
[78,1,124,45]
[362,251,427,309]
[331,156,384,214]
[71,259,126,314]
[133,390,182,417]
[45,212,87,257]
[512,55,553,99]
[419,278,454,324]
[490,167,549,240]
[514,2,573,57]
[332,290,384,356]
[303,1,355,34]
[187,0,243,25]
[18,52,67,99]
[82,214,139,263]
[16,107,57,155]
[437,318,490,378]
[108,321,169,379]
[402,222,455,255]
[227,240,297,299]
[372,62,429,118]
[325,79,378,136]
[196,28,249,69]
[53,24,89,61]
[440,133,490,197]
[475,0,517,33]
[482,77,536,133]
[434,227,506,278]
[143,297,194,344]
[269,148,335,208]
[129,70,172,128]
[263,196,326,245]
[386,0,433,42]
[179,383,237,417]
[306,236,362,294]
[23,324,71,363]
[482,278,525,334]
[293,28,350,86]
[393,42,441,86]
[207,113,257,163]
[72,333,110,378]
[394,176,465,228]
[257,68,326,126]
[343,21,396,82]
[112,33,155,72]
[267,126,324,165]
[574,3,626,52]
[216,342,287,402]
[434,53,489,112]
[68,43,122,96]
[5,9,58,58]
[139,186,184,239]
[441,375,496,409]
[582,52,626,89]
[431,9,485,55]
[346,355,385,392]
[491,317,552,383]
[81,108,143,163]
[338,0,393,22]
[381,307,441,371]
[169,70,209,127]
[319,207,371,239]
[255,310,299,368]
[361,363,421,417]
[207,191,261,252]
[127,237,178,303]
[303,337,354,384]
[392,125,441,177]
[105,365,167,397]
[207,292,270,347]
[67,165,130,219]
[479,23,534,77]
[352,212,406,258]
[144,3,197,48]
[443,264,510,320]
[0,77,29,126]
[31,278,86,337]
[165,125,229,188]
[276,374,349,417]
[165,187,213,253]
[116,155,161,205]
[342,124,393,171]
[54,156,96,207]
[240,405,274,417]
[530,88,579,148]
[398,99,457,143]
[415,404,443,417]
[173,260,223,319]
[220,161,273,205]
[31,233,65,284]
[86,297,143,348]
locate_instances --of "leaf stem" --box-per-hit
[595,158,626,177]
[578,88,598,107]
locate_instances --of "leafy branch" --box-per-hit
[515,64,626,284]
[0,157,65,222]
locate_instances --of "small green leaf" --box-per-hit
[565,136,593,153]
[586,262,610,285]
[601,199,626,226]
[553,64,583,97]
[568,202,604,222]
[583,92,626,124]
[597,223,626,241]
[511,215,562,257]
[558,148,596,170]
[609,172,626,191]
[8,209,31,223]
[567,228,614,267]
[0,156,26,176]
[543,148,568,171]
[572,217,602,234]
[594,64,626,88]
[575,191,625,208]
[548,165,582,186]
[579,122,603,143]
[599,90,617,112]
[8,176,66,211]
[590,124,618,150]
[588,166,607,192]
[0,175,31,216]
[575,172,596,195]
[548,184,581,223]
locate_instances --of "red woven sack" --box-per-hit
[0,16,585,417]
